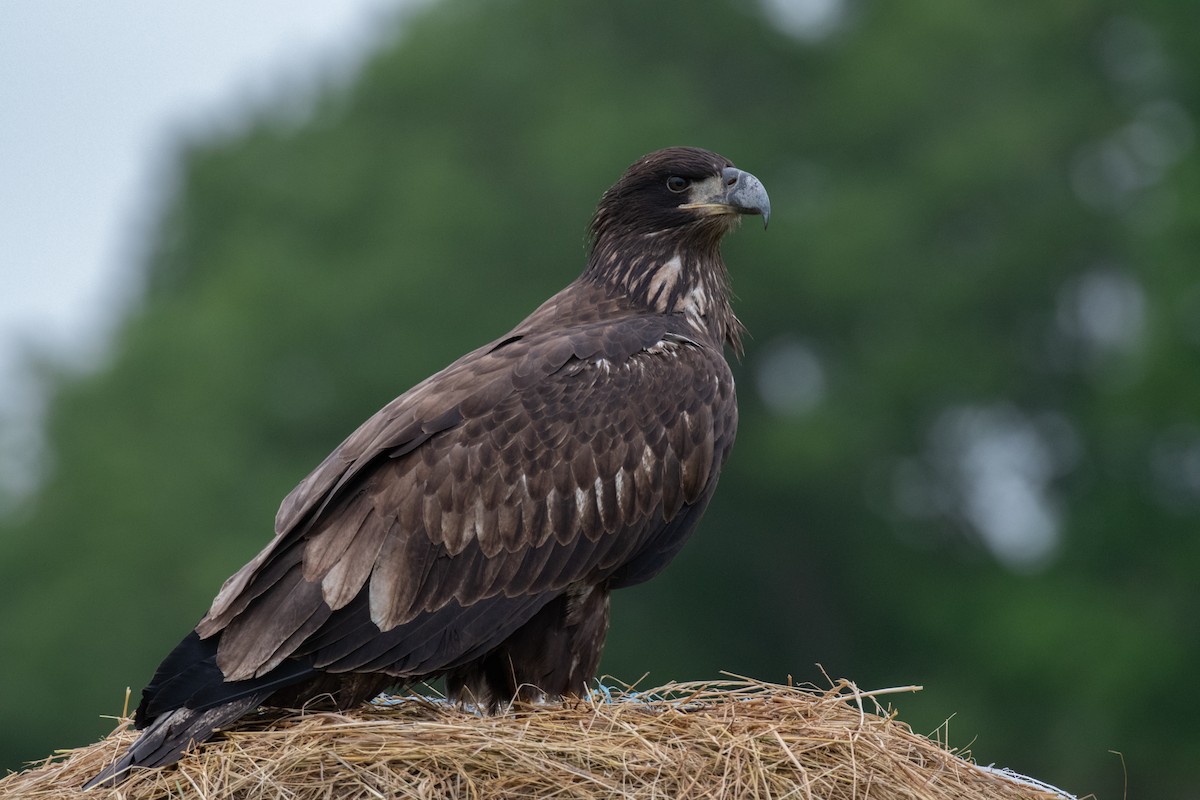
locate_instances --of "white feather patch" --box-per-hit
[645,255,682,312]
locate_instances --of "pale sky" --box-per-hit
[0,0,416,496]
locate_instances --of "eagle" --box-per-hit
[86,146,769,788]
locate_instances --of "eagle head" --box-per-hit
[589,147,770,245]
[583,147,768,355]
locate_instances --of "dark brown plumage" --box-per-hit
[86,146,769,788]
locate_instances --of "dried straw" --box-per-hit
[1,677,1076,799]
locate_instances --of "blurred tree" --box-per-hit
[2,0,1198,796]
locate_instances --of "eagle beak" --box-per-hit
[680,167,771,229]
[722,167,771,229]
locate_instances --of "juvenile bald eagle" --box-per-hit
[86,146,769,788]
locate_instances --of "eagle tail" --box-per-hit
[82,693,267,790]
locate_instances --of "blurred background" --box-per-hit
[2,0,1197,796]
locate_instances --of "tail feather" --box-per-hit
[83,693,267,790]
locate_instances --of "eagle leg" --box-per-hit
[445,584,610,711]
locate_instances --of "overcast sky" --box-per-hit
[0,0,417,494]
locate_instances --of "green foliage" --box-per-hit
[3,0,1198,796]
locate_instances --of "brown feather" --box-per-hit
[217,565,323,680]
[367,534,421,630]
[319,507,393,612]
[303,501,371,582]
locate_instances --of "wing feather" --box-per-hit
[218,564,324,680]
[366,521,427,628]
[303,502,371,582]
[318,508,393,611]
[660,446,685,520]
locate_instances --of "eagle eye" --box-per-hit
[666,176,690,193]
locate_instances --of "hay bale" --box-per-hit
[1,678,1073,799]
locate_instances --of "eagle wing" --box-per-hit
[194,310,736,683]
